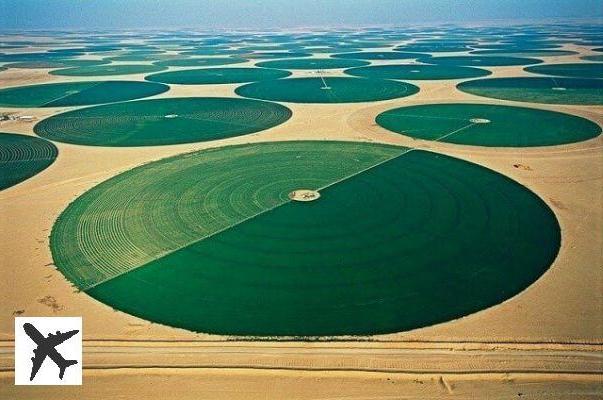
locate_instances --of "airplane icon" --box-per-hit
[23,322,79,381]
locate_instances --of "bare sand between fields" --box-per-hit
[0,40,602,397]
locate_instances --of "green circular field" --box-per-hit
[50,63,167,76]
[345,64,491,80]
[145,67,291,84]
[395,44,471,53]
[470,49,577,57]
[0,81,169,107]
[153,57,248,67]
[422,55,543,66]
[255,58,368,69]
[581,55,603,62]
[34,97,292,146]
[235,77,419,103]
[0,132,58,190]
[524,63,603,79]
[331,51,425,60]
[376,103,601,147]
[3,59,111,69]
[50,141,560,336]
[458,77,603,105]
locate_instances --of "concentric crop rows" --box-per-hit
[51,142,405,289]
[0,133,58,190]
[34,97,292,146]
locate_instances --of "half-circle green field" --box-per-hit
[34,97,292,146]
[255,58,369,69]
[458,77,603,105]
[376,103,601,147]
[145,67,291,84]
[422,55,543,66]
[235,77,419,103]
[0,132,58,190]
[0,81,169,107]
[345,64,491,80]
[50,63,167,76]
[524,63,603,79]
[50,141,560,336]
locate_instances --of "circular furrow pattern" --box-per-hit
[376,103,601,147]
[0,81,169,107]
[0,132,58,190]
[235,77,419,103]
[34,97,292,146]
[50,141,560,336]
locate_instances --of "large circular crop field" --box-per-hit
[0,81,169,107]
[422,55,543,66]
[0,132,58,190]
[255,58,369,69]
[235,77,419,103]
[34,97,292,146]
[50,141,560,336]
[458,77,603,105]
[524,63,603,79]
[50,63,167,76]
[345,64,491,80]
[376,103,601,147]
[145,67,291,84]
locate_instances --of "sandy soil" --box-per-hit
[0,39,601,397]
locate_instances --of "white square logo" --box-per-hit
[14,317,82,385]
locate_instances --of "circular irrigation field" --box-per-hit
[145,67,291,84]
[50,141,560,336]
[49,63,167,76]
[422,55,543,66]
[235,77,419,103]
[0,81,169,107]
[345,64,491,80]
[524,63,603,79]
[331,51,425,60]
[0,132,58,190]
[376,103,601,147]
[458,77,603,105]
[34,97,292,146]
[153,57,248,67]
[255,58,369,69]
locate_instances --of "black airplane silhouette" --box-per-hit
[23,322,79,381]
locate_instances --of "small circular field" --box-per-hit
[33,97,292,146]
[458,77,603,105]
[0,132,58,190]
[376,104,601,147]
[50,141,561,336]
[235,77,419,103]
[0,81,169,107]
